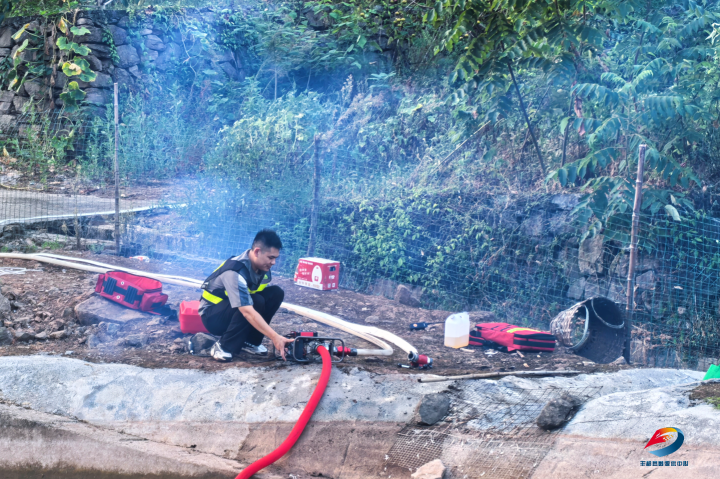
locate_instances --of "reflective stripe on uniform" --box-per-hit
[248,274,269,294]
[248,283,267,294]
[202,290,226,304]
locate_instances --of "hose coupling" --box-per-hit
[407,351,433,369]
[333,346,357,357]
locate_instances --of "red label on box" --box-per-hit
[294,257,340,290]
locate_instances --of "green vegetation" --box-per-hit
[6,1,720,225]
[87,243,106,254]
[6,15,98,112]
[7,0,720,327]
[40,240,63,249]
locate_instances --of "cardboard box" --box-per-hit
[294,257,340,290]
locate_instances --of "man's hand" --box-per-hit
[272,334,295,361]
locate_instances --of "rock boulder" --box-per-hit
[23,80,46,99]
[115,44,139,67]
[113,68,132,87]
[578,234,604,275]
[124,334,149,348]
[109,25,127,45]
[395,284,421,308]
[145,35,165,51]
[49,330,66,340]
[14,330,34,342]
[85,43,112,58]
[85,54,103,71]
[84,88,110,105]
[75,295,151,326]
[0,326,12,345]
[191,333,216,354]
[636,270,656,290]
[567,277,586,300]
[536,392,583,430]
[0,27,13,48]
[411,459,446,479]
[417,393,451,426]
[0,294,10,316]
[73,26,104,44]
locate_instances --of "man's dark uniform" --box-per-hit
[199,250,284,353]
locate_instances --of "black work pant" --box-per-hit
[201,285,284,354]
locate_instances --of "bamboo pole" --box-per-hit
[418,370,582,383]
[113,83,120,256]
[508,63,547,177]
[306,134,321,257]
[624,144,646,364]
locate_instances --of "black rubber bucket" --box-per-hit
[550,297,625,364]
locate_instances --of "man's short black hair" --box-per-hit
[252,229,283,251]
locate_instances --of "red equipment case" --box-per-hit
[179,300,209,334]
[294,257,340,291]
[95,271,168,314]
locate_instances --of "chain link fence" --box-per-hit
[0,103,718,369]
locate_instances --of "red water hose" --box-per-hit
[235,345,332,479]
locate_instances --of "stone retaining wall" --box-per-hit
[0,7,242,123]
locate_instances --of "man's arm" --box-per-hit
[238,306,293,360]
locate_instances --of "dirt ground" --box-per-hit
[690,381,720,403]
[0,251,635,377]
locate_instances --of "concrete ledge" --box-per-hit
[0,402,244,478]
[2,356,713,479]
[533,434,720,478]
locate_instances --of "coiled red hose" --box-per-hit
[235,345,332,479]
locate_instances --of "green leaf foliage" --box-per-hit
[70,26,91,36]
[59,80,86,112]
[56,36,71,50]
[71,43,91,56]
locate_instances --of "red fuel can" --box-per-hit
[294,257,340,291]
[179,300,209,334]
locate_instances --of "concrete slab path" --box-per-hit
[0,189,156,226]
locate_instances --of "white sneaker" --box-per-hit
[242,342,268,355]
[210,341,232,362]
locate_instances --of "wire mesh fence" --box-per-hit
[386,383,601,478]
[1,102,719,369]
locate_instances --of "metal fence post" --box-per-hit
[113,83,120,256]
[625,144,646,364]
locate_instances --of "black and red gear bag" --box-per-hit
[95,271,169,315]
[473,322,556,352]
[469,330,494,347]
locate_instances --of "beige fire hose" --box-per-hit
[31,254,401,355]
[0,253,414,357]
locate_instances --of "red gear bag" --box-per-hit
[94,271,168,315]
[472,322,556,352]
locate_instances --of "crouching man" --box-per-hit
[199,229,294,362]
